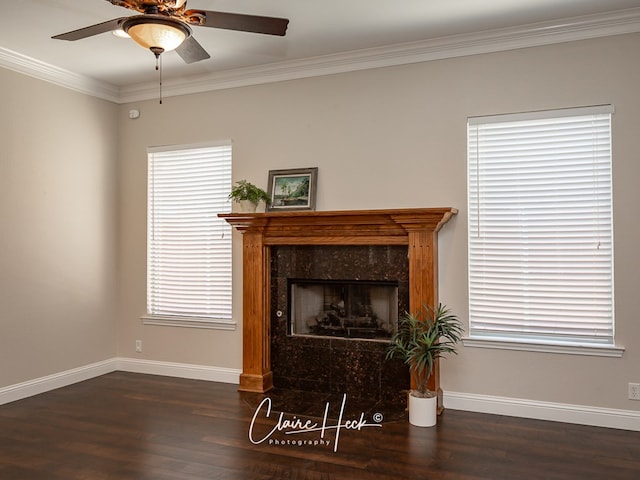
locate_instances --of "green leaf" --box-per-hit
[385,303,463,395]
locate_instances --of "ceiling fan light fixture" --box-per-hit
[123,16,190,52]
[112,28,130,39]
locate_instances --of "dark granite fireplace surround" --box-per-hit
[270,245,410,404]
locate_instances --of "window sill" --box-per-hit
[462,337,624,357]
[141,315,237,331]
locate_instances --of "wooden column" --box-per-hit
[220,208,457,400]
[238,227,273,392]
[395,218,445,413]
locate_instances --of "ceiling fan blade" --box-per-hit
[52,17,128,41]
[175,36,210,64]
[186,10,289,36]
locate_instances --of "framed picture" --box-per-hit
[267,167,318,211]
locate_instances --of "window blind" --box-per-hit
[147,142,232,323]
[467,105,614,345]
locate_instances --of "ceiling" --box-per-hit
[1,0,640,101]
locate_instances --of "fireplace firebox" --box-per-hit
[289,279,398,340]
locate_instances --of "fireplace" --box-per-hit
[289,279,399,340]
[220,208,457,411]
[270,245,409,402]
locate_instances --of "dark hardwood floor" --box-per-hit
[1,372,639,479]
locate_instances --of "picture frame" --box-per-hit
[267,167,318,211]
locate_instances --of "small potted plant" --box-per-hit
[386,303,463,427]
[228,180,270,212]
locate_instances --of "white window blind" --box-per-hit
[147,142,232,327]
[467,105,614,346]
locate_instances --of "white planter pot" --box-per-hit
[408,392,437,427]
[236,200,258,213]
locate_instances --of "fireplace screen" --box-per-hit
[288,279,398,341]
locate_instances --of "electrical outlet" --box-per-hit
[629,383,640,401]
[135,340,142,353]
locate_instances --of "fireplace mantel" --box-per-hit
[220,208,457,407]
[220,208,456,244]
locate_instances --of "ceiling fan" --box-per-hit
[52,0,290,64]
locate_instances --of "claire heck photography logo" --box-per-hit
[248,393,384,453]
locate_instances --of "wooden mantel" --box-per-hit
[220,208,457,407]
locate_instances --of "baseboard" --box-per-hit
[0,357,240,406]
[114,357,242,384]
[0,358,117,406]
[444,391,640,432]
[3,362,638,432]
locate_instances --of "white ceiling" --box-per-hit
[2,0,640,101]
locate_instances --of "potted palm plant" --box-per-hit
[386,303,463,427]
[228,180,270,212]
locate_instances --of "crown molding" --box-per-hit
[121,7,640,103]
[3,7,640,104]
[0,47,120,102]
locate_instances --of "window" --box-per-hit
[144,142,234,330]
[467,105,620,354]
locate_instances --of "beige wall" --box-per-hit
[117,32,640,411]
[0,69,119,387]
[3,31,638,413]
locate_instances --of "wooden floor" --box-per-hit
[1,372,639,479]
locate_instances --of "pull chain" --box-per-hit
[158,54,163,105]
[150,47,165,105]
